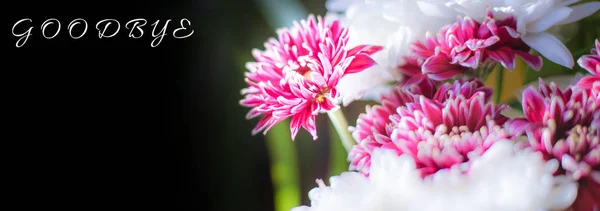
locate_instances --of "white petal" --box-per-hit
[359,85,393,102]
[325,0,357,12]
[544,159,560,173]
[592,171,600,184]
[558,0,581,7]
[336,64,394,106]
[290,206,310,211]
[294,144,573,211]
[521,0,556,23]
[527,7,572,33]
[522,32,574,69]
[544,180,578,209]
[557,2,600,25]
[416,0,458,18]
[561,154,578,172]
[386,26,418,68]
[443,0,488,22]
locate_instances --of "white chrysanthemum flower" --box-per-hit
[292,141,578,211]
[441,0,600,69]
[328,0,456,105]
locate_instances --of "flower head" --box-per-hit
[521,80,599,179]
[445,0,600,69]
[520,79,600,210]
[390,79,512,176]
[240,15,382,140]
[348,85,424,175]
[576,39,600,94]
[293,141,577,211]
[400,12,542,82]
[349,79,513,176]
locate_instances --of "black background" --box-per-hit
[6,0,275,210]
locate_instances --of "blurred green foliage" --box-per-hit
[266,120,301,211]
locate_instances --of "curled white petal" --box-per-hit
[522,32,574,68]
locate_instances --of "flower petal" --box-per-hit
[416,0,457,17]
[557,2,600,25]
[545,178,578,209]
[487,47,516,70]
[347,45,384,56]
[522,32,574,69]
[527,6,572,33]
[576,76,600,90]
[420,97,443,126]
[325,0,354,12]
[345,53,377,74]
[577,55,600,75]
[515,51,543,71]
[522,87,547,123]
[422,54,464,80]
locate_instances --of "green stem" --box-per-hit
[328,121,349,177]
[327,109,356,153]
[494,64,503,104]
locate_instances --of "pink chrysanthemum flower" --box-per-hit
[240,15,382,140]
[399,12,542,82]
[519,79,600,211]
[349,79,509,176]
[576,39,600,96]
[348,85,426,175]
[390,79,511,177]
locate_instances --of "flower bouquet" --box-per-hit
[240,0,600,210]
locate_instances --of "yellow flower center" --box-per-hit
[315,94,325,103]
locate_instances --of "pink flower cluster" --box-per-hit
[239,8,600,211]
[501,41,600,211]
[399,12,542,83]
[514,79,600,211]
[349,68,598,211]
[240,15,382,140]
